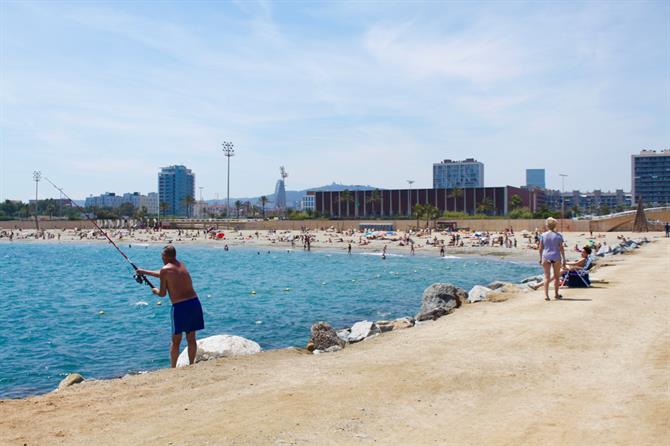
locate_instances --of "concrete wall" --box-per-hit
[0,220,96,230]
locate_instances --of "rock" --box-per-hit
[415,283,466,321]
[336,329,351,343]
[324,345,343,353]
[306,341,315,352]
[58,373,84,389]
[309,322,345,350]
[521,275,544,284]
[176,334,261,367]
[468,285,493,303]
[348,320,381,343]
[486,281,507,290]
[376,317,414,332]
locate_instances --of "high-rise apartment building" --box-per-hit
[631,150,670,206]
[526,169,546,189]
[158,165,195,217]
[433,158,484,188]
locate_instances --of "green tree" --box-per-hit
[340,189,354,218]
[450,188,463,212]
[510,194,523,210]
[424,204,441,228]
[259,196,269,219]
[367,189,382,216]
[477,197,494,215]
[234,200,243,219]
[182,196,196,218]
[413,203,425,229]
[118,202,135,218]
[159,201,170,219]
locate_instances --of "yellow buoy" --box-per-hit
[98,310,105,315]
[251,290,257,295]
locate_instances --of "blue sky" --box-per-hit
[1,0,668,201]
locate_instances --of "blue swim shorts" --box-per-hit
[171,297,205,334]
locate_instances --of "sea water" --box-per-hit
[0,243,539,398]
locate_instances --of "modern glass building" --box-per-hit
[526,169,546,189]
[631,150,670,206]
[274,179,287,209]
[158,165,195,217]
[433,158,484,188]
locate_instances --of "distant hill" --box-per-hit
[206,183,379,208]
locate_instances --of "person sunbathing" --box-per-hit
[562,246,592,273]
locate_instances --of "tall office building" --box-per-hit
[433,158,484,188]
[631,150,670,206]
[158,165,195,217]
[526,169,546,189]
[274,179,287,209]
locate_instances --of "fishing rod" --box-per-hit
[44,177,156,290]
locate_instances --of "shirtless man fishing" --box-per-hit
[137,245,204,367]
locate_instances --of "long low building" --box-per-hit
[308,186,542,218]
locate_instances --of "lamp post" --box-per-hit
[407,180,414,217]
[222,141,235,218]
[559,173,568,232]
[33,171,41,230]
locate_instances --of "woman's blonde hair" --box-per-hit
[545,217,557,230]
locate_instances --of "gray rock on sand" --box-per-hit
[486,281,507,290]
[468,285,493,303]
[348,320,381,343]
[521,275,544,284]
[376,317,415,332]
[310,322,345,350]
[58,373,84,390]
[415,283,466,321]
[176,334,261,367]
[336,328,351,343]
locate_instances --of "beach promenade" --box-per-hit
[1,237,668,444]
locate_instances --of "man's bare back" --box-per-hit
[159,260,197,304]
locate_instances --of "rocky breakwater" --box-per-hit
[176,334,261,367]
[307,283,468,354]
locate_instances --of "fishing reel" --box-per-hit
[134,272,146,285]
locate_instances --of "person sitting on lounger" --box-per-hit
[562,245,592,273]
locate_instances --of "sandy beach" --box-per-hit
[0,226,645,264]
[0,234,668,445]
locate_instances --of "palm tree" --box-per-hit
[46,203,56,220]
[510,194,522,210]
[424,204,440,228]
[182,196,196,218]
[451,188,463,212]
[340,189,353,218]
[413,203,425,229]
[235,200,243,219]
[259,196,269,219]
[477,197,494,215]
[367,189,382,217]
[159,201,169,220]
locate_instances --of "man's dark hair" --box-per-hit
[162,245,177,259]
[582,245,592,255]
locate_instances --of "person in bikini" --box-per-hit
[137,245,204,367]
[538,217,566,301]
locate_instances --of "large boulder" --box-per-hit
[348,320,381,343]
[58,373,84,390]
[415,283,466,321]
[310,322,345,350]
[176,334,261,367]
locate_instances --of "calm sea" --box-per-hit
[0,242,538,398]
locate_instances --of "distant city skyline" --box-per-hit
[1,1,668,201]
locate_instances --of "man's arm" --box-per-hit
[136,268,161,278]
[152,268,168,297]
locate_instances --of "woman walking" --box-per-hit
[538,217,566,301]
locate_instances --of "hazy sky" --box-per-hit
[1,0,668,201]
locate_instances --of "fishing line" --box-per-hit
[44,177,155,290]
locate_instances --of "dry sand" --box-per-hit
[1,236,668,445]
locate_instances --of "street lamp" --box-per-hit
[407,180,414,217]
[33,171,41,230]
[559,173,568,232]
[222,141,235,218]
